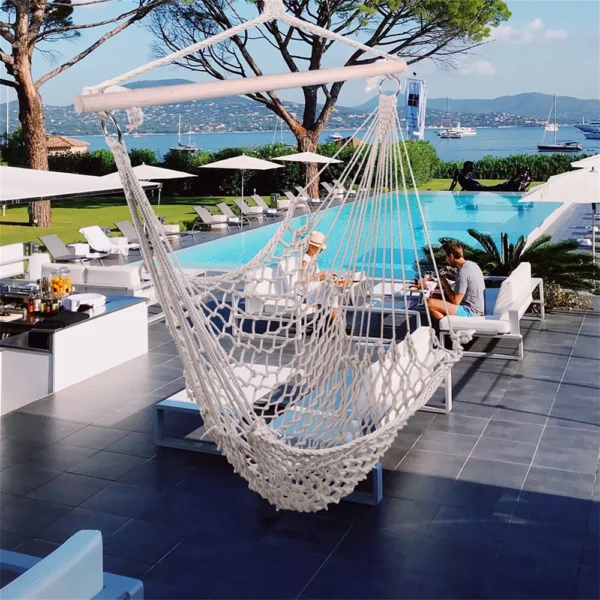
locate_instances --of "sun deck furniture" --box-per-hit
[192,206,230,231]
[39,234,107,264]
[321,181,344,198]
[0,294,148,414]
[116,219,199,244]
[216,202,250,227]
[233,198,265,222]
[333,179,358,197]
[0,243,27,278]
[79,226,139,257]
[439,262,544,361]
[250,194,285,218]
[0,530,143,600]
[283,190,310,211]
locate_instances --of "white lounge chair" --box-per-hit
[39,234,106,264]
[233,198,265,222]
[251,194,285,219]
[439,262,544,361]
[192,206,231,231]
[283,190,309,211]
[289,188,321,210]
[0,530,143,600]
[79,226,139,257]
[115,219,198,244]
[321,181,344,198]
[216,202,250,227]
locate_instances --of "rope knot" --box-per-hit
[261,0,287,20]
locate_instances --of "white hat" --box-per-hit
[308,231,327,250]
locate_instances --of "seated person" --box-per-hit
[302,230,340,319]
[426,240,485,320]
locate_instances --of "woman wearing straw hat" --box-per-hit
[302,231,340,319]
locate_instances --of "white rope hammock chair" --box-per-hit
[77,0,468,512]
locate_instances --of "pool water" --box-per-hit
[174,192,561,277]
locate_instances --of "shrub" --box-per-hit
[434,153,587,181]
[534,283,591,313]
[129,148,158,166]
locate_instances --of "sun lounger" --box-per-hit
[439,262,544,361]
[39,234,107,264]
[287,189,321,210]
[0,530,143,600]
[216,202,249,227]
[233,198,265,222]
[250,194,285,219]
[192,206,231,230]
[283,190,310,211]
[79,226,139,257]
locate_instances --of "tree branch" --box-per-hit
[0,50,14,67]
[35,0,164,41]
[0,77,18,88]
[35,0,167,87]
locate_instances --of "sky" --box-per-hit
[1,0,599,107]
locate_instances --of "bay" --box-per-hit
[74,126,599,162]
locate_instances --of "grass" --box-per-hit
[0,179,544,246]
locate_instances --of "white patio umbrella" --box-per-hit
[274,151,342,191]
[521,166,600,261]
[199,154,282,200]
[571,154,600,169]
[102,163,197,214]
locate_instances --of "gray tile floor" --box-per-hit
[1,309,599,599]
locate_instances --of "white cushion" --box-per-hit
[85,265,142,288]
[0,243,25,278]
[440,314,511,335]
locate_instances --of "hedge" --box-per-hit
[434,153,583,181]
[36,139,440,196]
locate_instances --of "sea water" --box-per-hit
[75,126,599,162]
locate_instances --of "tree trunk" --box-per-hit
[13,25,51,226]
[296,130,320,199]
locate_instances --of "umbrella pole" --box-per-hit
[157,185,162,216]
[593,203,597,265]
[242,170,245,201]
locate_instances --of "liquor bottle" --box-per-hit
[27,291,35,314]
[33,285,41,313]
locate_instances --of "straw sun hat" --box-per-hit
[308,231,328,250]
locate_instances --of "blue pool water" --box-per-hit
[174,192,561,277]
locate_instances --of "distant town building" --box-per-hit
[46,135,90,156]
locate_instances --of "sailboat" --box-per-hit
[170,116,198,152]
[538,94,582,153]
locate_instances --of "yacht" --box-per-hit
[326,132,343,142]
[170,116,198,152]
[454,123,477,136]
[544,123,559,132]
[538,94,582,153]
[439,129,463,139]
[575,121,600,140]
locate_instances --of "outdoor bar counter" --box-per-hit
[0,295,148,415]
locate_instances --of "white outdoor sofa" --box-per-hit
[42,263,154,301]
[0,530,143,600]
[439,262,544,361]
[0,243,26,278]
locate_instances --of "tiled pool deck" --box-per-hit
[1,304,598,599]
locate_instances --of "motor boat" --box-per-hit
[575,121,600,140]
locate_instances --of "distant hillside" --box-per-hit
[124,78,195,89]
[355,92,599,122]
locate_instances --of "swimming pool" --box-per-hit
[174,192,561,277]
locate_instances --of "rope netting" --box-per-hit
[100,86,468,511]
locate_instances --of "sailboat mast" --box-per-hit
[553,94,557,145]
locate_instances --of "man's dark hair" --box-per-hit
[441,240,464,259]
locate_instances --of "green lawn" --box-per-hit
[0,180,544,246]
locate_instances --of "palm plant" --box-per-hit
[419,229,600,291]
